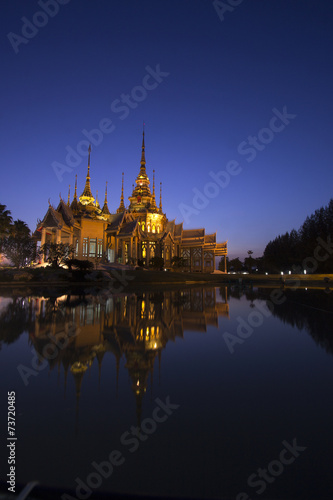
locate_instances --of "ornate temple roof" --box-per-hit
[118,220,138,237]
[57,199,75,227]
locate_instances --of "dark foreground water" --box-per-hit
[1,285,333,499]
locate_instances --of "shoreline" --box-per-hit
[0,268,332,292]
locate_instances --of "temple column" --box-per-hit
[146,241,150,267]
[114,238,118,262]
[77,232,82,259]
[40,228,46,264]
[224,255,227,273]
[133,236,137,262]
[201,249,204,273]
[56,228,61,244]
[122,240,125,263]
[129,237,133,263]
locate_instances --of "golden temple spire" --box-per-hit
[151,170,158,210]
[140,129,146,175]
[159,182,163,213]
[71,175,79,211]
[79,145,95,205]
[74,175,77,201]
[84,145,93,196]
[67,185,70,206]
[117,172,125,213]
[102,181,110,215]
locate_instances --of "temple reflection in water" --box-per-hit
[29,287,229,421]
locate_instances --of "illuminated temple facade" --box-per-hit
[37,133,227,271]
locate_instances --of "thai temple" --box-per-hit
[37,132,227,271]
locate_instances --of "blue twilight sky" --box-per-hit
[1,0,333,259]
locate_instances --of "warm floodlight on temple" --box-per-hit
[36,131,227,272]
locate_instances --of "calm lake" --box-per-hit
[1,285,333,499]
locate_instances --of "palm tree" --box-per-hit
[0,205,13,237]
[12,219,30,238]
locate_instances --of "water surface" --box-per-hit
[1,285,333,499]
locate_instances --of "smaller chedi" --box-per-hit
[36,131,227,271]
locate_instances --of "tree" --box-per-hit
[0,204,13,237]
[40,243,75,268]
[0,205,13,253]
[244,250,255,272]
[1,220,35,268]
[227,257,243,272]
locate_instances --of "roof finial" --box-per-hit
[74,175,77,201]
[140,128,146,166]
[151,170,157,210]
[95,190,100,208]
[117,172,125,213]
[67,185,71,206]
[102,181,110,215]
[159,182,163,213]
[88,144,91,169]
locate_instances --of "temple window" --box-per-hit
[152,224,156,233]
[97,239,103,258]
[141,221,145,231]
[89,239,96,257]
[147,222,151,232]
[157,226,160,233]
[83,238,88,257]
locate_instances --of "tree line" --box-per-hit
[222,199,333,273]
[263,198,333,273]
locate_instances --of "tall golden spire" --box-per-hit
[117,173,125,213]
[67,185,70,206]
[102,181,110,215]
[139,130,146,176]
[74,175,77,201]
[79,145,95,205]
[151,170,158,211]
[159,182,163,213]
[70,175,79,211]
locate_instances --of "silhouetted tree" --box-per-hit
[1,219,35,267]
